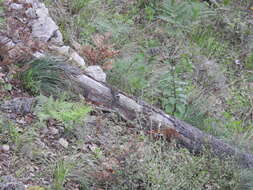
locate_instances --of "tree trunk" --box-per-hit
[74,73,253,168]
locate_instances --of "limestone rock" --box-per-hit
[1,144,10,152]
[85,65,106,82]
[10,3,23,10]
[51,45,86,66]
[0,97,36,115]
[58,138,68,148]
[70,51,86,67]
[54,46,70,56]
[31,2,63,45]
[25,7,37,19]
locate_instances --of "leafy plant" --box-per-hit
[7,123,21,146]
[35,95,91,131]
[156,56,193,118]
[158,0,210,35]
[190,26,228,58]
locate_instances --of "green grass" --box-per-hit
[53,160,70,190]
[190,26,228,59]
[21,58,73,96]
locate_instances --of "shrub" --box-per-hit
[21,58,73,96]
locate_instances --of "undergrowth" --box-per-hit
[1,0,253,189]
[21,58,73,96]
[35,95,91,132]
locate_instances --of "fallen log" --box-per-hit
[73,72,253,169]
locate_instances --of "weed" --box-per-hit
[158,0,210,36]
[91,147,103,160]
[190,26,228,58]
[107,140,241,189]
[108,53,151,95]
[53,160,70,190]
[35,95,91,132]
[8,123,21,146]
[69,0,90,14]
[245,53,253,70]
[0,1,4,28]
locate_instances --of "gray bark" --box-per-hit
[74,72,253,169]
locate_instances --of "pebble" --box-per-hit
[1,144,10,152]
[58,138,68,148]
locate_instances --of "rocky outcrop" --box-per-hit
[2,0,107,82]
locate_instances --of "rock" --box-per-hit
[51,45,86,66]
[33,51,45,58]
[1,144,10,152]
[85,66,106,82]
[49,30,63,45]
[0,175,26,190]
[24,0,34,4]
[0,97,36,115]
[31,3,63,45]
[58,138,68,148]
[70,51,86,67]
[25,7,37,19]
[10,3,23,10]
[49,127,59,135]
[54,46,70,56]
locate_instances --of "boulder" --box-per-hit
[85,66,107,82]
[31,2,63,45]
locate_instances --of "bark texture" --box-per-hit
[74,73,253,169]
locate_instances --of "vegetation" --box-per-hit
[21,58,73,96]
[0,0,253,189]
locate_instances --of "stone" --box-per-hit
[25,8,37,19]
[33,52,45,58]
[58,138,68,148]
[54,46,70,56]
[49,30,63,45]
[1,144,10,152]
[85,65,106,82]
[51,45,86,66]
[49,127,59,135]
[31,3,63,45]
[70,51,86,67]
[10,3,23,10]
[0,97,36,114]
